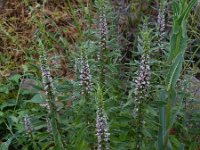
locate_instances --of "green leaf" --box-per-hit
[181,21,187,38]
[170,136,180,148]
[172,1,179,18]
[167,53,183,91]
[0,100,16,110]
[0,138,12,150]
[8,115,19,124]
[29,94,45,103]
[9,74,21,84]
[180,0,198,21]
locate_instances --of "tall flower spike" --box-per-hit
[96,107,110,150]
[133,54,150,150]
[96,87,110,150]
[80,57,92,94]
[40,51,56,97]
[157,1,166,52]
[133,23,151,149]
[134,54,150,115]
[98,4,108,61]
[23,115,33,134]
[99,13,108,37]
[39,48,56,112]
[38,39,64,149]
[157,8,165,38]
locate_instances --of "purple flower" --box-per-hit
[80,57,92,94]
[133,54,150,115]
[157,2,166,52]
[99,13,108,37]
[98,9,108,61]
[157,9,165,36]
[135,55,150,92]
[96,106,110,150]
[39,50,57,112]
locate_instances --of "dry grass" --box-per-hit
[0,0,84,78]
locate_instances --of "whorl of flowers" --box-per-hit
[133,54,150,149]
[157,1,166,52]
[96,103,110,150]
[157,8,165,38]
[133,25,151,149]
[80,57,92,94]
[134,55,150,93]
[46,118,52,132]
[23,115,33,134]
[39,49,56,112]
[98,4,108,60]
[40,51,56,97]
[99,13,108,38]
[133,54,150,113]
[96,86,110,150]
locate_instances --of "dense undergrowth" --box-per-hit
[0,0,200,150]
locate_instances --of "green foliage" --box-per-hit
[161,0,198,149]
[0,0,199,150]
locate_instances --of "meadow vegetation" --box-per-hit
[0,0,200,150]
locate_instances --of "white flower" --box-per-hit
[135,55,150,92]
[40,102,51,113]
[39,50,57,112]
[99,13,108,37]
[98,8,108,61]
[157,2,166,53]
[133,54,150,115]
[96,106,110,150]
[23,115,33,134]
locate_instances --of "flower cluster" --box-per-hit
[133,54,150,114]
[80,57,92,94]
[40,53,56,97]
[98,7,108,61]
[99,13,108,37]
[38,44,64,148]
[96,106,110,150]
[39,102,51,113]
[39,50,57,112]
[157,2,166,52]
[133,54,150,149]
[23,115,33,134]
[157,8,165,38]
[39,49,59,134]
[134,54,150,98]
